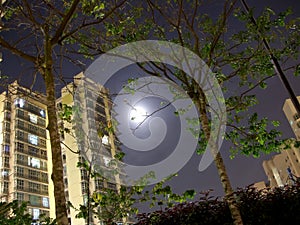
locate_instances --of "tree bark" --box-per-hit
[193,88,243,225]
[44,33,68,225]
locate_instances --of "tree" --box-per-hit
[77,0,300,224]
[0,200,32,225]
[1,1,299,224]
[0,1,126,224]
[0,200,56,225]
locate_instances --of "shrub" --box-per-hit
[136,184,300,225]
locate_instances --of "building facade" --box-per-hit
[283,96,300,140]
[0,81,52,222]
[263,144,300,187]
[56,73,122,225]
[261,96,300,188]
[0,77,128,224]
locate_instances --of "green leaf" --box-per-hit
[183,189,196,199]
[272,120,280,127]
[259,81,267,89]
[295,65,300,76]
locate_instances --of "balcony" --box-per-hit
[15,133,47,148]
[16,187,48,196]
[19,103,46,119]
[15,122,46,139]
[16,160,48,171]
[16,111,46,128]
[15,173,48,184]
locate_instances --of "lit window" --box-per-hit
[4,145,10,154]
[42,197,49,208]
[29,157,40,168]
[40,110,45,118]
[28,134,38,145]
[103,156,110,167]
[14,98,25,108]
[102,135,109,145]
[32,208,40,220]
[1,169,8,177]
[29,113,38,124]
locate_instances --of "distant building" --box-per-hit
[252,181,267,190]
[261,97,300,188]
[254,97,300,189]
[0,81,52,222]
[283,96,300,140]
[263,144,300,187]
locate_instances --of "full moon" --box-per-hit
[130,106,147,123]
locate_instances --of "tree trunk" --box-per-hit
[193,89,243,225]
[214,152,243,225]
[44,34,69,225]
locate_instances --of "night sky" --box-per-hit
[1,0,300,201]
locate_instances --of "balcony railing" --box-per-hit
[15,134,47,148]
[15,123,46,139]
[15,173,48,184]
[16,187,48,196]
[16,112,46,127]
[16,160,48,171]
[15,147,47,160]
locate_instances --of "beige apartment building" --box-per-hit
[0,77,128,224]
[0,81,53,222]
[263,144,300,187]
[283,96,300,140]
[55,73,123,225]
[261,96,300,188]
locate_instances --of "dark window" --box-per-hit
[16,179,24,190]
[81,182,88,194]
[28,146,39,156]
[95,179,104,190]
[16,142,24,152]
[80,169,88,181]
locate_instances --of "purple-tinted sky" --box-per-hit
[1,0,300,200]
[164,0,300,196]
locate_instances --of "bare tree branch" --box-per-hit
[0,36,37,63]
[51,0,80,45]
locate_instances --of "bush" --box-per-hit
[136,184,300,225]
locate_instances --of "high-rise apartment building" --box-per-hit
[283,96,300,140]
[0,81,52,222]
[263,144,300,187]
[261,96,300,188]
[55,73,122,225]
[0,76,129,224]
